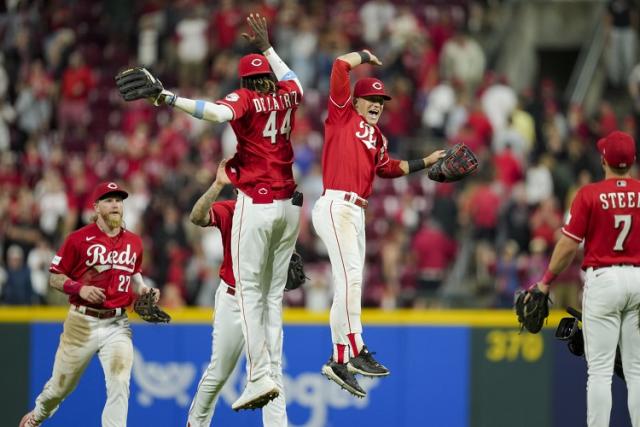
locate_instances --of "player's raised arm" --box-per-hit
[242,13,303,93]
[189,159,231,227]
[329,49,382,109]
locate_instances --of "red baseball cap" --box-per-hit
[92,182,129,202]
[597,131,636,168]
[238,54,271,78]
[353,77,391,100]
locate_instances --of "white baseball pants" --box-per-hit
[32,308,133,427]
[311,191,366,356]
[232,191,300,384]
[187,281,287,426]
[583,266,640,427]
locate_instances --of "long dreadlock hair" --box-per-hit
[240,73,277,95]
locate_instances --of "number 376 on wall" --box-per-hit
[485,329,544,362]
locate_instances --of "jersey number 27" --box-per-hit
[614,214,632,251]
[263,109,292,144]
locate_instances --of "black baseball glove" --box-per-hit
[514,287,550,333]
[115,66,169,105]
[427,143,479,182]
[134,291,171,323]
[556,307,625,381]
[286,251,308,291]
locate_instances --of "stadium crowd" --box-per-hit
[0,0,638,310]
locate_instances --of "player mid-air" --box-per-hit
[116,13,303,411]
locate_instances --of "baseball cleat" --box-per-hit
[232,376,280,411]
[19,412,40,427]
[321,358,366,398]
[347,346,390,377]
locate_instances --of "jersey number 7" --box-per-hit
[263,109,292,144]
[614,214,632,251]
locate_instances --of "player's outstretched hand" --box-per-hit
[423,150,446,168]
[363,49,383,66]
[241,13,271,52]
[79,285,106,304]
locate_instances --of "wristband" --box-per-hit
[541,270,557,285]
[63,279,83,295]
[167,93,177,106]
[358,51,371,64]
[408,159,427,173]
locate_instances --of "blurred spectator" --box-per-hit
[440,31,486,94]
[1,245,35,305]
[493,240,525,308]
[525,154,554,206]
[58,50,96,139]
[359,0,396,45]
[604,0,637,89]
[175,7,209,89]
[27,237,55,302]
[410,219,457,308]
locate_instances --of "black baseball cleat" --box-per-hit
[321,358,366,398]
[347,346,390,377]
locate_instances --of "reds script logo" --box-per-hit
[355,121,377,150]
[86,243,137,273]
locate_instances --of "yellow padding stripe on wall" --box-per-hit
[0,307,568,327]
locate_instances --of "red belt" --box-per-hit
[72,305,125,319]
[344,193,368,209]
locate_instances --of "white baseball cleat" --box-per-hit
[19,412,40,427]
[231,376,280,411]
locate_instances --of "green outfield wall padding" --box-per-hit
[470,328,552,427]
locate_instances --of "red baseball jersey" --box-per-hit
[321,59,403,199]
[562,178,640,268]
[216,80,302,198]
[208,199,236,286]
[49,223,143,309]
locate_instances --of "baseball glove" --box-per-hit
[115,66,165,105]
[285,252,308,291]
[427,143,479,182]
[134,291,171,323]
[556,307,625,381]
[514,287,550,334]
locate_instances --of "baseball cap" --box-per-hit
[238,54,271,78]
[597,131,636,168]
[353,77,391,100]
[92,182,129,202]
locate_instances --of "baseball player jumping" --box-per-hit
[20,182,159,427]
[186,159,289,426]
[531,131,640,427]
[311,49,445,397]
[135,14,303,410]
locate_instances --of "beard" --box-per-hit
[102,212,123,229]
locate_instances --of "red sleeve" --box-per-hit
[49,235,79,276]
[133,235,143,274]
[375,135,404,178]
[216,89,251,120]
[562,187,589,242]
[209,201,236,233]
[327,59,352,121]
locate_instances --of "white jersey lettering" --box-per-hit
[86,243,137,272]
[252,91,300,114]
[599,192,640,209]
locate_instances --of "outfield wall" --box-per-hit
[0,308,631,427]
